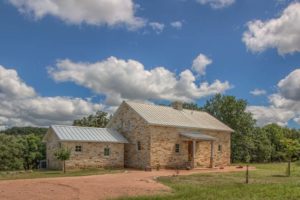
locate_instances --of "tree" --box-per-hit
[203,94,256,163]
[0,127,47,136]
[0,134,23,170]
[19,134,45,170]
[182,102,202,111]
[54,147,71,173]
[280,138,300,176]
[73,111,110,128]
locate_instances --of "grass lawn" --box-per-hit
[117,163,300,200]
[0,168,123,180]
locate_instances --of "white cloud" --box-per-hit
[247,69,300,126]
[294,117,300,125]
[278,69,300,100]
[0,65,103,127]
[170,21,183,29]
[191,53,212,75]
[149,22,165,34]
[250,89,267,96]
[49,56,231,106]
[247,106,295,126]
[196,0,235,9]
[243,3,300,55]
[8,0,145,30]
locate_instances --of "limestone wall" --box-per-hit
[107,103,151,169]
[45,129,62,169]
[149,125,231,168]
[62,142,124,169]
[45,129,124,170]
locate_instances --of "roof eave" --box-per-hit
[148,123,233,133]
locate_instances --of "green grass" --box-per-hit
[0,168,123,180]
[116,163,300,200]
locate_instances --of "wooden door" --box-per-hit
[188,141,193,161]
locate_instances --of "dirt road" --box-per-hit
[0,166,249,200]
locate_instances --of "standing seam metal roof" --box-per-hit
[51,125,128,143]
[125,101,233,132]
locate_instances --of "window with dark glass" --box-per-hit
[137,141,141,151]
[218,144,222,152]
[175,144,180,153]
[104,147,110,156]
[75,145,82,152]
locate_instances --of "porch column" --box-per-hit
[210,141,214,168]
[192,140,196,168]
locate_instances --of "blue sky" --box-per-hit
[0,0,300,128]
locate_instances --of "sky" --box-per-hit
[1,0,300,128]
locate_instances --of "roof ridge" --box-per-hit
[125,100,171,109]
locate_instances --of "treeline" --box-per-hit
[0,128,47,170]
[184,94,300,163]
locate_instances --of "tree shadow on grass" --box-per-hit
[271,174,288,177]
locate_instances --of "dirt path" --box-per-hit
[0,166,251,200]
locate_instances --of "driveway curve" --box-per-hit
[0,167,249,200]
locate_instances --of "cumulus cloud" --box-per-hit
[0,65,103,127]
[49,56,231,106]
[243,3,300,55]
[192,53,212,75]
[196,0,235,9]
[250,89,267,96]
[278,69,300,100]
[247,106,295,126]
[247,68,300,126]
[149,22,165,34]
[170,21,183,29]
[8,0,145,30]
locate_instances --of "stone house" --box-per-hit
[44,101,233,169]
[43,125,128,169]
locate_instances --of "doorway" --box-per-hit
[188,141,193,162]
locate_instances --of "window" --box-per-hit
[175,144,180,153]
[104,147,110,156]
[218,144,222,152]
[137,141,141,151]
[75,145,82,152]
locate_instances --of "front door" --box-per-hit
[188,141,193,162]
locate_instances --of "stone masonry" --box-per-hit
[108,102,231,169]
[45,129,124,170]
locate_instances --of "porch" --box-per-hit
[180,132,216,169]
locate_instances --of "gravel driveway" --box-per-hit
[0,167,249,200]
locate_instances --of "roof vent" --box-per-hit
[172,101,183,110]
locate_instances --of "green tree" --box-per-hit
[0,127,47,136]
[0,134,23,170]
[280,138,300,176]
[250,128,272,162]
[20,134,45,170]
[54,147,71,173]
[73,111,110,127]
[182,102,202,111]
[203,94,256,162]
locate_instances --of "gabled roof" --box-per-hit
[49,125,128,143]
[124,101,233,132]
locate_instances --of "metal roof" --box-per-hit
[125,101,233,132]
[51,125,128,143]
[180,132,217,141]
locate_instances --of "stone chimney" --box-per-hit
[172,101,183,110]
